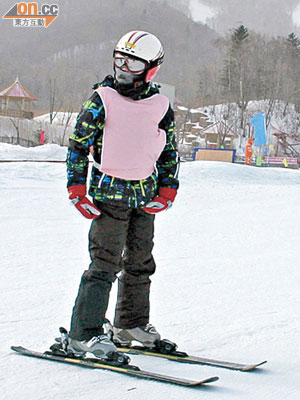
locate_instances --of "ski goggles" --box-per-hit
[114,53,147,74]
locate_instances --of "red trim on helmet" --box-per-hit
[128,31,138,42]
[132,32,148,44]
[150,47,163,62]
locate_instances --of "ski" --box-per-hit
[115,345,267,371]
[11,346,219,387]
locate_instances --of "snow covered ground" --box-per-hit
[0,143,67,161]
[1,144,300,399]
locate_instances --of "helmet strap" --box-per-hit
[145,66,160,83]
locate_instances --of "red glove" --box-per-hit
[68,185,101,219]
[142,187,177,214]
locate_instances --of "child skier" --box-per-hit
[66,30,179,359]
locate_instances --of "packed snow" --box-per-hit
[35,112,78,128]
[1,144,300,400]
[0,143,67,161]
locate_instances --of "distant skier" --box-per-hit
[65,31,179,359]
[245,137,254,165]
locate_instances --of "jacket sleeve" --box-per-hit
[156,105,180,190]
[66,92,105,188]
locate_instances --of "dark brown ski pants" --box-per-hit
[70,201,156,341]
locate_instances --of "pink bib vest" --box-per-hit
[95,86,169,180]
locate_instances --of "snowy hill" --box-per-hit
[1,145,300,399]
[193,99,300,135]
[35,112,79,128]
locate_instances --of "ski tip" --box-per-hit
[203,376,220,384]
[11,346,24,352]
[189,376,219,386]
[241,360,268,371]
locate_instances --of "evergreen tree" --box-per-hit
[285,33,300,112]
[232,25,249,47]
[219,25,249,100]
[286,33,300,56]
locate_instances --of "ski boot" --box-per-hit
[104,320,178,354]
[50,327,130,366]
[113,324,161,349]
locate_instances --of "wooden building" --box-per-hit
[202,121,238,149]
[0,77,38,119]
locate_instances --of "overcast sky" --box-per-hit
[189,1,214,22]
[189,0,300,25]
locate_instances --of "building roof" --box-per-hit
[0,77,38,101]
[202,121,238,137]
[271,124,298,139]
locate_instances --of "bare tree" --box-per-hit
[49,77,63,124]
[60,107,74,146]
[9,118,20,144]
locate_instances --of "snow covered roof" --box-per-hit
[176,105,189,111]
[202,121,238,137]
[0,77,38,101]
[271,125,299,139]
[189,108,208,116]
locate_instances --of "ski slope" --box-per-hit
[1,144,300,399]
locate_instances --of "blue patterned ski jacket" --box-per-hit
[66,76,179,208]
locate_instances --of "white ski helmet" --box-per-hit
[114,30,164,82]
